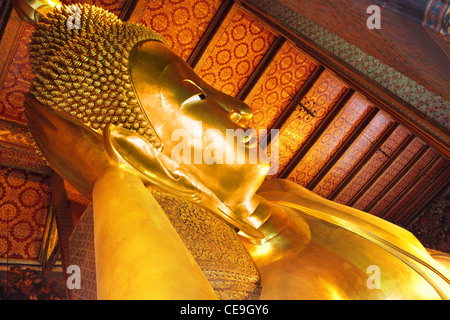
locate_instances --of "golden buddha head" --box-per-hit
[26,3,271,209]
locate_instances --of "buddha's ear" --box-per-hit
[11,0,61,25]
[24,94,111,199]
[103,124,180,185]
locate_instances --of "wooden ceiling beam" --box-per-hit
[347,133,416,207]
[236,35,286,101]
[118,0,139,21]
[399,162,449,227]
[0,0,12,42]
[379,154,441,220]
[278,88,355,179]
[187,0,234,69]
[327,122,399,201]
[306,106,380,191]
[0,138,35,153]
[364,144,429,213]
[237,0,450,159]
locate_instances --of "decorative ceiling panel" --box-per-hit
[243,41,318,132]
[333,125,411,205]
[353,137,425,211]
[195,7,277,96]
[247,0,450,151]
[311,111,394,198]
[286,92,372,187]
[272,70,348,176]
[132,0,223,61]
[0,167,51,260]
[381,152,443,221]
[311,111,393,198]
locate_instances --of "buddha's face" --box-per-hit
[129,41,270,206]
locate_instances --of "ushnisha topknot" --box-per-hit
[28,3,165,148]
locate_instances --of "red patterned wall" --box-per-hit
[0,24,33,124]
[0,167,51,260]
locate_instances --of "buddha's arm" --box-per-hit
[93,165,217,299]
[252,179,450,299]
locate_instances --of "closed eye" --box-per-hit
[181,93,206,108]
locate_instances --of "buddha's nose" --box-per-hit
[211,88,253,122]
[227,109,258,148]
[228,100,252,122]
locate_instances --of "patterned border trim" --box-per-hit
[0,259,41,266]
[246,0,450,132]
[424,0,450,36]
[0,259,62,266]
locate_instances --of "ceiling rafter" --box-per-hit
[380,154,442,220]
[306,106,380,191]
[117,0,139,21]
[327,122,399,201]
[400,162,450,226]
[347,133,416,207]
[279,88,355,179]
[0,0,13,42]
[0,137,35,153]
[364,144,430,214]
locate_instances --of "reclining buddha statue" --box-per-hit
[11,0,450,299]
